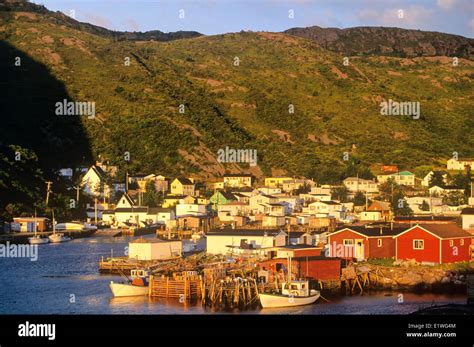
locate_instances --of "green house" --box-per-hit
[209,191,237,210]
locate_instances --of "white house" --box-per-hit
[175,203,207,217]
[128,238,182,260]
[343,177,379,194]
[262,215,286,227]
[113,193,148,224]
[304,200,346,220]
[206,229,287,255]
[147,208,176,225]
[377,171,416,186]
[405,196,443,213]
[258,187,282,195]
[447,158,474,171]
[421,171,448,187]
[360,211,383,222]
[217,202,249,221]
[428,185,465,197]
[461,208,474,230]
[81,165,110,198]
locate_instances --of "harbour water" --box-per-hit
[0,235,466,315]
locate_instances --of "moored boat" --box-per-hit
[28,235,49,245]
[259,280,320,308]
[109,269,150,297]
[28,210,49,245]
[48,232,71,243]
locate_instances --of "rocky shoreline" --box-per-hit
[341,260,473,294]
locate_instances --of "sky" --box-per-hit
[32,0,474,37]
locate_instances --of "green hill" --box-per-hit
[1,2,473,188]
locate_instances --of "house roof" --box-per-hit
[223,173,254,178]
[207,229,284,237]
[174,177,194,186]
[115,207,148,213]
[368,201,391,211]
[91,165,107,180]
[119,193,135,207]
[218,191,237,200]
[394,216,456,222]
[320,200,340,205]
[398,171,414,176]
[395,224,472,239]
[148,207,173,214]
[332,226,406,238]
[461,208,474,215]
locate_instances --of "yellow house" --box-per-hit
[223,174,254,188]
[170,177,195,196]
[264,177,292,188]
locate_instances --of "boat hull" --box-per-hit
[109,282,149,297]
[48,235,71,243]
[259,290,320,308]
[28,237,49,245]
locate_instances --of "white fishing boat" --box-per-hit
[259,280,320,308]
[109,269,150,297]
[48,210,71,243]
[28,210,49,245]
[259,253,320,308]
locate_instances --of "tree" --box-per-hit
[331,186,350,203]
[419,200,430,211]
[392,191,413,216]
[295,182,311,195]
[442,191,467,206]
[352,191,366,206]
[428,171,445,188]
[143,181,163,207]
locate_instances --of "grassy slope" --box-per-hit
[2,11,473,181]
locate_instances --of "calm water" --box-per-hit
[0,235,466,315]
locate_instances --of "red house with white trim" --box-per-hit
[394,224,472,264]
[327,225,406,260]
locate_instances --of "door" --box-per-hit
[355,239,364,260]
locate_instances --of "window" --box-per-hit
[461,239,464,246]
[343,239,354,246]
[377,239,382,247]
[449,240,454,247]
[413,240,424,250]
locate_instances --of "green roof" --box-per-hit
[398,171,413,176]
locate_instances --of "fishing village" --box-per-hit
[1,158,474,312]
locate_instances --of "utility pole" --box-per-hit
[45,181,53,206]
[73,186,80,204]
[125,171,129,192]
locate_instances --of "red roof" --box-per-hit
[395,224,472,239]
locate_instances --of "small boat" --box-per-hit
[48,210,71,243]
[259,280,320,308]
[29,235,49,245]
[48,233,71,243]
[109,269,150,297]
[28,210,49,245]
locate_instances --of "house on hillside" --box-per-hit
[264,177,293,188]
[209,191,237,210]
[447,158,474,171]
[394,224,472,264]
[223,174,254,188]
[343,177,379,194]
[381,165,398,173]
[422,171,448,187]
[304,200,346,221]
[170,177,195,196]
[366,201,392,221]
[81,165,110,198]
[377,171,416,186]
[428,185,465,197]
